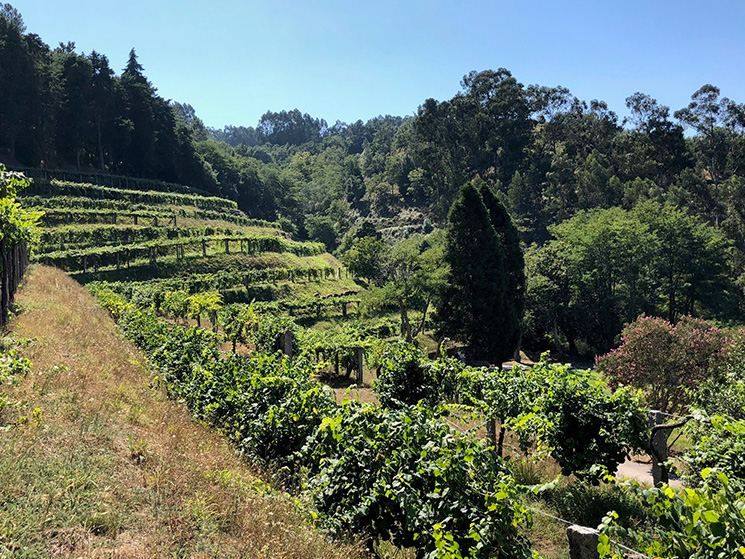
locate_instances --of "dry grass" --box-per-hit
[0,265,367,559]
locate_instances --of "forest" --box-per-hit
[2,3,745,356]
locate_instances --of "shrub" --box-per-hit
[543,480,648,530]
[599,470,745,558]
[683,414,745,489]
[301,403,532,559]
[373,342,439,409]
[596,314,734,414]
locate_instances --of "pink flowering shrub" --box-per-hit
[596,314,735,415]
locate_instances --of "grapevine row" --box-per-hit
[37,224,268,253]
[91,266,342,298]
[34,234,324,272]
[24,179,238,210]
[91,293,533,559]
[32,206,283,229]
[10,165,210,196]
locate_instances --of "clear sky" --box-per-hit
[11,0,745,129]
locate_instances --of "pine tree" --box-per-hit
[437,182,516,364]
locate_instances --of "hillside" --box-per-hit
[21,178,362,310]
[0,265,366,558]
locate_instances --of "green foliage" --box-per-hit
[531,203,736,354]
[596,314,734,414]
[599,470,745,559]
[342,236,389,285]
[373,348,648,479]
[472,357,648,478]
[31,179,237,210]
[85,283,133,321]
[301,403,532,558]
[477,182,526,356]
[692,330,745,419]
[0,165,41,244]
[186,291,222,326]
[161,290,189,323]
[376,231,445,343]
[683,415,745,489]
[35,233,324,272]
[542,479,648,530]
[373,342,440,409]
[254,313,298,353]
[437,183,516,364]
[0,349,31,418]
[94,293,534,559]
[218,303,257,352]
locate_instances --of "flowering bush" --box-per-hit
[596,314,734,414]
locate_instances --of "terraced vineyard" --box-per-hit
[23,179,361,311]
[15,177,745,559]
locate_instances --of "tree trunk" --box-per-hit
[513,331,523,362]
[497,425,506,458]
[414,299,431,337]
[399,300,413,342]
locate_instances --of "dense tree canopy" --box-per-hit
[3,4,745,354]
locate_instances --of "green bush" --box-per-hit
[599,470,745,558]
[373,342,440,409]
[543,480,648,530]
[301,403,532,559]
[683,415,745,489]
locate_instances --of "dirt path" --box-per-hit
[616,456,683,487]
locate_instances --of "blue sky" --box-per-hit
[12,0,745,129]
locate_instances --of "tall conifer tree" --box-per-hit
[477,181,525,358]
[437,182,516,363]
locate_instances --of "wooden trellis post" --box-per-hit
[355,347,364,384]
[202,239,207,257]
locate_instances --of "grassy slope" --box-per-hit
[0,265,365,559]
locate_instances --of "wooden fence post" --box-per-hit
[278,330,293,361]
[355,347,364,385]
